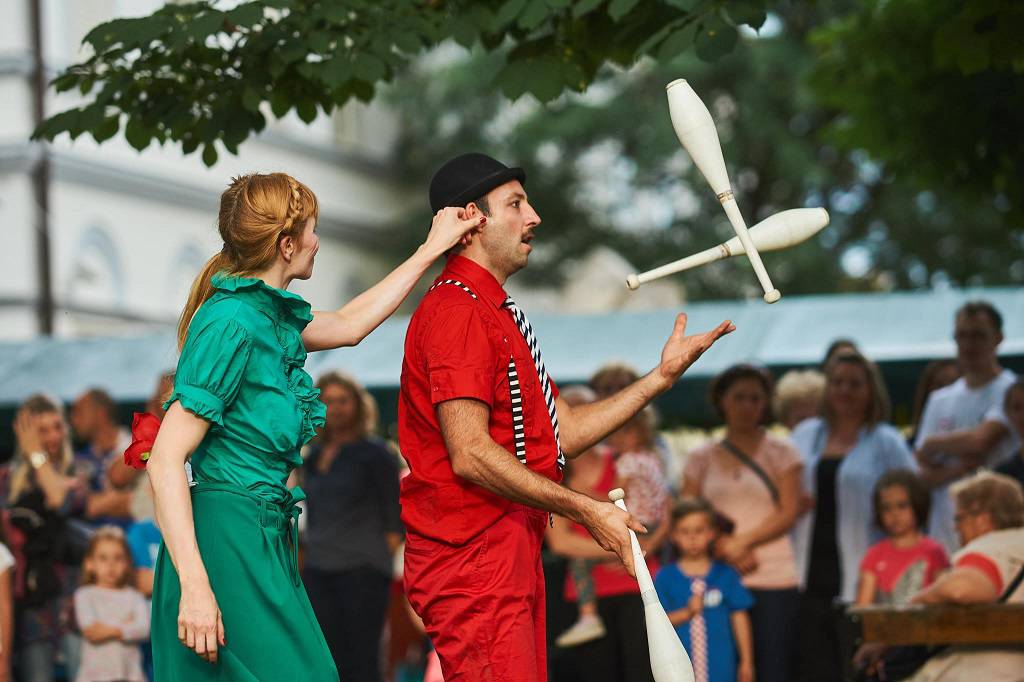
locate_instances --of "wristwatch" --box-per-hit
[28,451,47,469]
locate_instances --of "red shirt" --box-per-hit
[859,537,949,603]
[399,256,561,545]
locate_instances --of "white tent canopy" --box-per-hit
[1,287,1020,406]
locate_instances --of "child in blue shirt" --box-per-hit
[655,498,755,682]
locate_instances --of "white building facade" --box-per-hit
[0,0,414,341]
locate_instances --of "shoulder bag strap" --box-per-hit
[720,439,780,506]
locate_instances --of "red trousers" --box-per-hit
[404,505,549,681]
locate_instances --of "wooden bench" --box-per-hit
[849,604,1024,646]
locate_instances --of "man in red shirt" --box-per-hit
[399,153,734,681]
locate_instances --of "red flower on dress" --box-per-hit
[124,412,161,469]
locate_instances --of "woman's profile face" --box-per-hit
[290,217,320,280]
[720,378,767,431]
[827,361,871,422]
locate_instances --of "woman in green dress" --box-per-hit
[145,172,482,680]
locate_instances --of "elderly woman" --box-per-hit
[904,471,1024,681]
[790,351,916,682]
[298,371,401,682]
[4,395,89,682]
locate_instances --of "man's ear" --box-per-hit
[463,202,483,219]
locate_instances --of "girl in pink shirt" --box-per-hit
[856,470,948,606]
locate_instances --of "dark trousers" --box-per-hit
[550,593,655,682]
[303,565,391,682]
[749,587,800,682]
[797,592,848,682]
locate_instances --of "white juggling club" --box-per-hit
[608,488,695,682]
[626,207,829,290]
[666,79,781,303]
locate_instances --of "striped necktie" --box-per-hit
[503,296,565,470]
[690,577,708,682]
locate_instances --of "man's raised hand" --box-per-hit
[658,313,735,385]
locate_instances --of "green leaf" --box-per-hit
[572,0,604,19]
[394,30,421,54]
[519,0,551,30]
[82,18,131,51]
[182,135,201,155]
[493,0,528,31]
[32,108,79,141]
[227,2,264,27]
[270,90,291,117]
[91,115,120,143]
[308,31,333,54]
[657,23,698,60]
[695,17,738,61]
[124,117,152,151]
[352,53,387,83]
[319,58,352,87]
[278,44,307,65]
[242,86,262,112]
[607,0,640,22]
[727,1,768,29]
[187,10,226,41]
[451,16,478,48]
[52,72,79,94]
[202,143,219,167]
[78,76,96,96]
[78,103,105,132]
[296,99,317,123]
[664,0,704,10]
[548,0,573,8]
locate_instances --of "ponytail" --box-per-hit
[176,250,232,350]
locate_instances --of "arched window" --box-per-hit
[64,225,124,309]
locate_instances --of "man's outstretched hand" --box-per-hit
[658,314,735,386]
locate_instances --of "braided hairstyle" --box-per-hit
[177,173,319,349]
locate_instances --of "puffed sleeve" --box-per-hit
[165,318,252,426]
[422,303,501,406]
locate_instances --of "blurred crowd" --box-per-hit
[0,298,1021,682]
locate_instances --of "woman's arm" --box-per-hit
[855,570,878,607]
[301,209,483,352]
[0,567,11,677]
[910,566,1000,605]
[146,403,223,663]
[719,467,802,560]
[731,611,755,682]
[119,593,151,642]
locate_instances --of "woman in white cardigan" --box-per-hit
[790,351,916,682]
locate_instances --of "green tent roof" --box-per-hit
[1,287,1020,406]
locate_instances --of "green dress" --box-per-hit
[152,273,338,681]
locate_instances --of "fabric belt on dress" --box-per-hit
[190,480,305,587]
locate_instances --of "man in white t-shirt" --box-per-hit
[915,301,1019,553]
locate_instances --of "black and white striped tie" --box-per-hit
[503,296,565,470]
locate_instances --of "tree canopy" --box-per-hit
[32,0,1023,295]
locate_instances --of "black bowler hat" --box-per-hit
[429,153,526,214]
